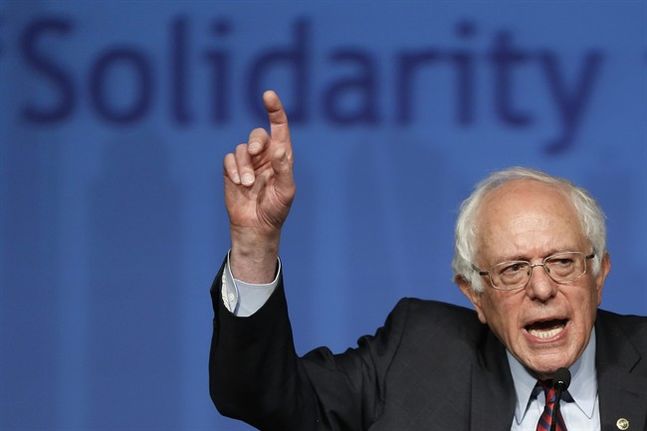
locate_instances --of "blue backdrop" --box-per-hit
[1,1,645,430]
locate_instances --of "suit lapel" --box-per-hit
[596,311,647,431]
[470,329,516,431]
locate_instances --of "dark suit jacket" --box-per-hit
[209,264,647,431]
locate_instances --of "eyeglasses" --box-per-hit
[472,251,595,291]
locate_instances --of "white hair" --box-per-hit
[452,167,607,292]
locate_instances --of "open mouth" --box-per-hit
[524,319,568,339]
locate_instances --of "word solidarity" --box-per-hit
[15,17,605,153]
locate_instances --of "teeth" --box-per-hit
[528,325,564,339]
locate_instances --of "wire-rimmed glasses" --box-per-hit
[473,251,595,291]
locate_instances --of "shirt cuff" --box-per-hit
[221,250,280,317]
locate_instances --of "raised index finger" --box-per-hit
[263,90,291,149]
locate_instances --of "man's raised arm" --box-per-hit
[222,90,295,283]
[213,92,413,431]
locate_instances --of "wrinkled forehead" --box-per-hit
[474,179,588,259]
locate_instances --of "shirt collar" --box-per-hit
[507,329,598,424]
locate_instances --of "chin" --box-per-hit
[526,357,573,377]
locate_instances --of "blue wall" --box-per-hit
[1,1,645,429]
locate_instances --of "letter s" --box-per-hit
[20,17,74,122]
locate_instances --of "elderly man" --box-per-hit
[210,91,647,431]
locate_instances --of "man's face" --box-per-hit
[458,180,610,377]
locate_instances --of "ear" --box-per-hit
[456,275,488,324]
[595,252,611,306]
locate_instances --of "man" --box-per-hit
[210,91,647,430]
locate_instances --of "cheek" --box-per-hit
[569,286,599,333]
[582,282,600,312]
[481,295,516,336]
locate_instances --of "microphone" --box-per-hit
[550,368,571,431]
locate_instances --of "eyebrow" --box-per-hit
[492,248,577,263]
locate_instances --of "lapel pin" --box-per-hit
[616,418,629,430]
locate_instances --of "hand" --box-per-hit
[223,91,295,282]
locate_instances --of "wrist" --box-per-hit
[229,227,280,283]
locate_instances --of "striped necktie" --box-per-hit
[536,380,567,431]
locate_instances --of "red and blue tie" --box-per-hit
[536,380,567,431]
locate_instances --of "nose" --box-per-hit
[525,263,558,301]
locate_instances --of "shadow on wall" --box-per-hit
[86,134,181,429]
[343,136,459,331]
[0,1,63,421]
[0,114,62,428]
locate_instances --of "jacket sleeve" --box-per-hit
[209,259,412,431]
